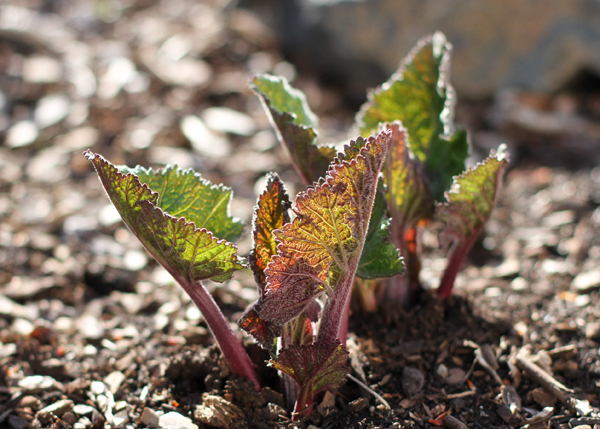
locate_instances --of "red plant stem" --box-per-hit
[292,385,314,421]
[338,296,351,345]
[175,276,262,390]
[437,231,480,300]
[317,267,358,345]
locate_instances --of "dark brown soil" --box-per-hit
[0,2,599,429]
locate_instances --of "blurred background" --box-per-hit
[1,0,600,350]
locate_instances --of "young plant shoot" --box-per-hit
[253,32,508,308]
[85,152,261,390]
[85,30,508,422]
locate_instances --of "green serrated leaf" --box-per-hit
[251,74,336,185]
[357,189,404,279]
[356,32,468,200]
[250,131,390,345]
[248,173,291,289]
[121,164,243,242]
[270,341,348,418]
[85,151,244,283]
[436,145,509,298]
[437,145,509,245]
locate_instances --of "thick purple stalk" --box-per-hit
[437,230,480,300]
[318,268,359,345]
[292,385,315,421]
[338,296,351,344]
[173,274,262,390]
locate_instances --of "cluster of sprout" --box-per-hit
[86,32,508,420]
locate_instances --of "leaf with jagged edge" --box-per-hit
[120,164,243,242]
[383,122,435,231]
[85,151,244,283]
[437,145,509,246]
[238,307,281,350]
[251,74,336,185]
[356,189,404,279]
[248,131,389,338]
[436,145,509,298]
[270,341,349,418]
[248,173,291,289]
[240,173,292,349]
[356,32,468,201]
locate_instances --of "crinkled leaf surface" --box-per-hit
[252,131,390,331]
[238,307,280,350]
[120,164,243,242]
[270,341,349,398]
[356,32,468,200]
[356,189,404,279]
[85,151,244,283]
[437,145,509,247]
[248,173,291,289]
[383,122,434,229]
[251,74,336,184]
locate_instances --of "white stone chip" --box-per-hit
[201,107,256,136]
[140,408,159,427]
[159,412,198,429]
[112,409,129,428]
[180,115,230,157]
[6,120,38,147]
[23,55,63,83]
[123,250,148,271]
[35,94,71,128]
[571,267,600,292]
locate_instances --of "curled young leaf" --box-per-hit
[85,151,244,283]
[238,306,281,350]
[383,122,435,231]
[437,145,509,298]
[270,341,349,419]
[248,172,291,289]
[251,74,336,185]
[356,32,468,201]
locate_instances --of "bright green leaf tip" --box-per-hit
[251,74,319,128]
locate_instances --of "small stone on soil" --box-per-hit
[401,366,424,396]
[445,368,466,385]
[140,408,159,427]
[104,371,126,395]
[571,268,600,292]
[442,414,467,429]
[72,404,96,416]
[159,411,198,429]
[347,397,369,413]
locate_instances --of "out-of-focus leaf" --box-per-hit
[437,145,509,246]
[85,151,244,283]
[383,122,434,230]
[356,189,404,279]
[270,341,349,418]
[356,32,468,200]
[437,145,509,298]
[427,128,469,201]
[248,173,291,289]
[251,74,336,185]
